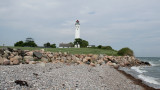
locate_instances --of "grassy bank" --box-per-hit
[0,46,118,56]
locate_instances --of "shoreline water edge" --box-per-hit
[0,47,160,89]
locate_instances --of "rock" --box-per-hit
[33,52,42,59]
[26,51,33,56]
[10,56,22,62]
[63,52,67,56]
[0,49,4,55]
[40,49,45,53]
[24,56,34,61]
[90,62,96,67]
[41,57,48,63]
[17,49,25,57]
[47,54,53,58]
[144,62,150,66]
[7,47,13,52]
[3,58,10,65]
[91,55,99,60]
[0,56,4,65]
[13,59,19,65]
[29,61,36,64]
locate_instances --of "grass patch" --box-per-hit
[0,46,118,56]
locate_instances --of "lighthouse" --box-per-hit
[75,20,80,48]
[75,20,80,39]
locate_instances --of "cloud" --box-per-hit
[0,0,160,56]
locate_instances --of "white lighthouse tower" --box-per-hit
[75,20,80,39]
[75,20,80,48]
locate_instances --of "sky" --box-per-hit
[0,0,160,57]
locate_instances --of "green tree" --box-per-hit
[74,38,89,48]
[14,41,24,47]
[81,40,89,47]
[97,45,102,49]
[23,41,37,47]
[44,42,51,47]
[50,44,56,48]
[118,47,134,56]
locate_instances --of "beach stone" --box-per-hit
[12,59,19,65]
[41,57,48,63]
[40,49,45,53]
[29,61,36,64]
[0,56,4,65]
[3,58,10,65]
[24,56,34,61]
[47,54,53,58]
[26,51,33,56]
[0,49,4,55]
[33,52,42,59]
[91,55,99,60]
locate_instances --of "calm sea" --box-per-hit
[119,57,160,89]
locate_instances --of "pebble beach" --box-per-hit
[0,63,144,90]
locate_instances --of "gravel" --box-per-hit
[0,63,143,90]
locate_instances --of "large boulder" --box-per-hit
[33,52,42,59]
[24,56,34,61]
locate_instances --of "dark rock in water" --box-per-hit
[144,62,150,65]
[15,80,28,87]
[33,52,42,59]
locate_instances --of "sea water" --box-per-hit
[119,57,160,89]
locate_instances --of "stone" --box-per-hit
[144,62,150,66]
[63,52,67,56]
[7,47,13,52]
[24,56,34,61]
[40,49,45,53]
[33,52,42,59]
[3,58,10,65]
[91,55,99,60]
[10,56,22,62]
[41,57,48,63]
[26,51,33,56]
[0,49,4,55]
[13,59,19,65]
[90,62,96,67]
[47,54,53,58]
[0,56,4,65]
[29,61,36,64]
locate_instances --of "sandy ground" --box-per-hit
[0,63,144,90]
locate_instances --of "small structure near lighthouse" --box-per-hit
[75,20,80,48]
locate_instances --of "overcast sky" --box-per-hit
[0,0,160,57]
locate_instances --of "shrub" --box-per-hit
[97,45,102,49]
[118,47,134,56]
[14,41,24,47]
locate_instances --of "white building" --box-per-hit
[75,20,80,39]
[75,20,80,48]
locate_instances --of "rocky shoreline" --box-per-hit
[0,47,150,67]
[0,47,154,90]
